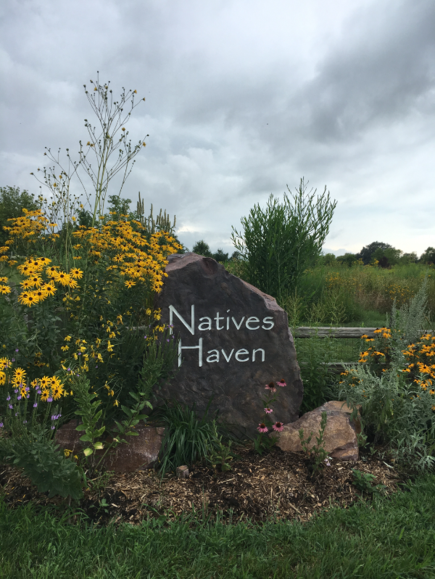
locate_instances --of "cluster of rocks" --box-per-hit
[55,253,362,471]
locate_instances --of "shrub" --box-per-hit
[334,276,435,473]
[231,177,337,302]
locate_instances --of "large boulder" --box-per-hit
[153,253,303,436]
[272,401,362,461]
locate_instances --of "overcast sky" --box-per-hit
[1,0,434,257]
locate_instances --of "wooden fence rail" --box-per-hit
[294,326,434,339]
[294,327,434,374]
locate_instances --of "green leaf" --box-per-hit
[126,431,139,436]
[83,447,93,457]
[96,426,106,437]
[93,442,104,450]
[75,424,87,431]
[121,405,133,417]
[129,392,140,402]
[79,434,93,442]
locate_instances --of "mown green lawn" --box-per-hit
[1,472,434,578]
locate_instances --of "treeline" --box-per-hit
[2,186,434,272]
[189,240,241,263]
[320,242,435,268]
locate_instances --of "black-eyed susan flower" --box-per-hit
[70,267,83,279]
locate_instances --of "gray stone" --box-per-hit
[272,401,362,461]
[153,253,303,436]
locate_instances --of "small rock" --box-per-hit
[272,401,362,461]
[55,419,165,472]
[176,465,189,479]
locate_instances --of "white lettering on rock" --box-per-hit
[252,348,265,362]
[170,305,195,335]
[169,305,276,367]
[221,349,234,362]
[178,338,203,367]
[245,316,260,330]
[206,349,220,363]
[231,316,245,330]
[198,317,212,331]
[262,317,274,330]
[235,349,250,362]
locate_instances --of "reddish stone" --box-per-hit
[272,401,362,461]
[55,419,165,472]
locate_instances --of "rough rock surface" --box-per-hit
[55,419,165,472]
[153,253,303,436]
[273,401,362,461]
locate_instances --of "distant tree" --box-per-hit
[419,247,435,265]
[193,240,213,258]
[107,195,132,218]
[336,253,358,267]
[398,252,418,265]
[0,186,41,246]
[377,256,391,269]
[372,246,402,267]
[231,250,242,261]
[212,249,229,263]
[357,241,394,265]
[318,253,336,266]
[77,208,94,228]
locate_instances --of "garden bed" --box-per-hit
[0,442,405,528]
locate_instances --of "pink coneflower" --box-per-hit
[257,423,269,433]
[272,422,284,432]
[264,407,273,414]
[265,382,276,393]
[276,379,287,387]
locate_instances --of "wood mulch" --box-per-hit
[0,443,412,528]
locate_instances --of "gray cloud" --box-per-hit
[1,0,434,258]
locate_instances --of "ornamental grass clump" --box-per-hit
[150,399,230,479]
[336,275,435,472]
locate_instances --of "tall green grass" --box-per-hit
[286,262,435,326]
